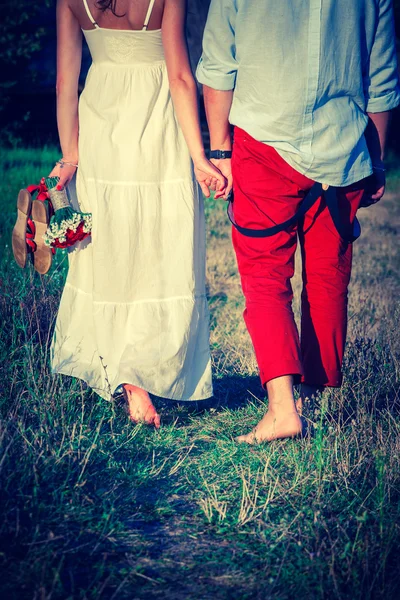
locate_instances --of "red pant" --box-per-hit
[231,128,365,388]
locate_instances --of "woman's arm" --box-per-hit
[161,0,226,197]
[50,0,82,188]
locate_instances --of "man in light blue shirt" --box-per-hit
[197,0,400,186]
[196,0,400,443]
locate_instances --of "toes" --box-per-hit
[235,432,257,445]
[129,411,160,429]
[143,408,161,429]
[128,411,140,424]
[235,435,247,444]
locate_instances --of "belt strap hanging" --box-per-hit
[227,182,359,243]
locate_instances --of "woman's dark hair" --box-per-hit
[96,1,124,17]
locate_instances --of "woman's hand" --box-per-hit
[48,160,77,190]
[193,155,227,198]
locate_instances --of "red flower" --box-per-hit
[50,222,91,249]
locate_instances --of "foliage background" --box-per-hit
[0,0,399,147]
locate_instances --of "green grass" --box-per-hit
[1,146,400,599]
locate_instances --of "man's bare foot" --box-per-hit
[236,409,303,445]
[123,384,161,429]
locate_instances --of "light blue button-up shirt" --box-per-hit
[196,0,400,186]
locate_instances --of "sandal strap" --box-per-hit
[26,217,36,252]
[26,218,36,239]
[26,238,36,252]
[27,179,49,202]
[26,217,35,233]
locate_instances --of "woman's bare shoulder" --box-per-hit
[58,0,89,27]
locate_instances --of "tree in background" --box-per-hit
[187,0,210,71]
[0,0,399,98]
[0,0,52,141]
[0,0,398,145]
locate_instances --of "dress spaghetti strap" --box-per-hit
[82,0,99,29]
[142,0,157,30]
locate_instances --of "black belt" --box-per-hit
[227,182,360,243]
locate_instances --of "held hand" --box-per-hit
[193,155,227,198]
[48,161,77,190]
[360,168,386,208]
[210,158,233,200]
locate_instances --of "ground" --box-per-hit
[0,147,399,599]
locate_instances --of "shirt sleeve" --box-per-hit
[196,0,238,91]
[364,0,400,113]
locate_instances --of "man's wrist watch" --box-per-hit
[208,150,232,159]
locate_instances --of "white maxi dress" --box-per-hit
[51,2,212,401]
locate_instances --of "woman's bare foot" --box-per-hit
[122,384,161,429]
[236,409,303,444]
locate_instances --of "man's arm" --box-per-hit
[365,111,391,166]
[362,0,400,204]
[363,112,390,203]
[196,0,238,198]
[364,0,399,116]
[203,87,233,152]
[203,87,233,198]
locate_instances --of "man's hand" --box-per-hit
[360,168,386,207]
[210,158,233,199]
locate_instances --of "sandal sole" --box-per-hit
[31,200,53,275]
[12,189,33,269]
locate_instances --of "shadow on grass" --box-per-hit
[149,374,263,426]
[0,397,259,600]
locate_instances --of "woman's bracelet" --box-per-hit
[57,159,79,168]
[372,165,386,172]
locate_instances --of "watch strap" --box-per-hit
[208,150,232,159]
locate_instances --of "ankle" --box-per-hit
[266,375,296,406]
[267,404,299,419]
[124,383,145,393]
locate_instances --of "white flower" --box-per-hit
[43,211,93,247]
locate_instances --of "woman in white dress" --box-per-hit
[49,0,226,427]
